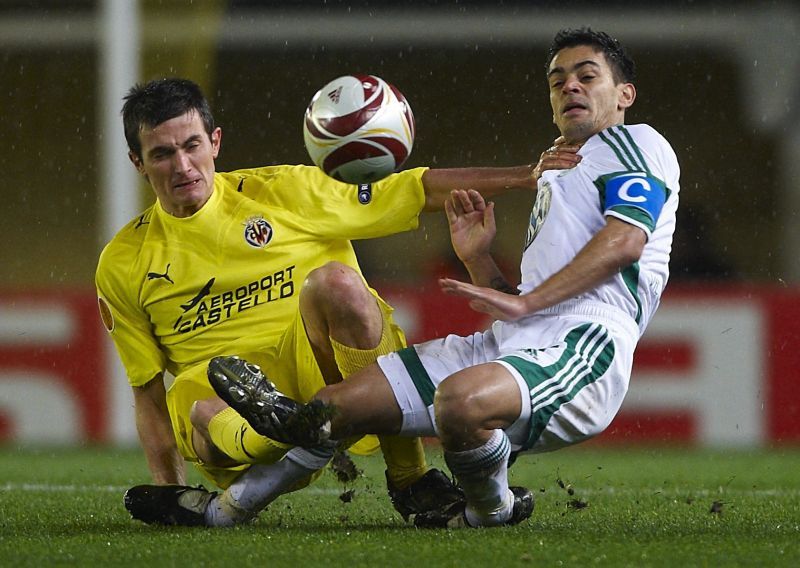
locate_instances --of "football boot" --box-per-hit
[207,355,332,446]
[386,468,465,522]
[124,484,215,527]
[413,485,534,529]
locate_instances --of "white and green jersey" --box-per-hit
[521,123,680,335]
[377,124,679,451]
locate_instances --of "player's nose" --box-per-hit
[561,76,581,93]
[172,150,193,173]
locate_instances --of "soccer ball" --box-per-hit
[303,74,415,184]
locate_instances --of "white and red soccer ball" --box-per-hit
[303,74,415,184]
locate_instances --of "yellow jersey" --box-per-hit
[96,164,427,387]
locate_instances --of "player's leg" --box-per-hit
[190,397,290,468]
[188,394,315,526]
[313,357,407,436]
[127,356,411,528]
[422,318,634,528]
[425,362,533,528]
[299,261,431,497]
[197,353,417,526]
[126,354,324,527]
[318,331,526,526]
[194,357,334,527]
[299,260,385,382]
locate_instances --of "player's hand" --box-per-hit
[439,278,529,321]
[532,136,583,184]
[445,189,496,266]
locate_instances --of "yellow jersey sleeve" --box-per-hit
[231,165,428,239]
[96,213,167,387]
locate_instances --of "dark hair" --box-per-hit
[546,28,635,84]
[122,78,215,158]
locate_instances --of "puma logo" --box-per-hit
[147,264,174,284]
[135,214,150,229]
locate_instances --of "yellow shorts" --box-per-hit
[165,295,404,488]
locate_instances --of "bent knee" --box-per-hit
[303,262,372,310]
[434,379,487,434]
[434,369,523,436]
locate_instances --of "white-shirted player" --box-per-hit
[209,27,680,529]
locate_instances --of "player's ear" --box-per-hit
[128,151,145,175]
[210,126,222,159]
[618,83,636,110]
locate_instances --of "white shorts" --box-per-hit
[377,300,640,454]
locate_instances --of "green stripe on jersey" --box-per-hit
[617,125,652,176]
[598,126,654,175]
[500,324,615,451]
[607,128,645,171]
[397,347,436,406]
[598,130,635,170]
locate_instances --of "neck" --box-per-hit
[564,120,626,145]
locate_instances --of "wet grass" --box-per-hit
[1,445,799,567]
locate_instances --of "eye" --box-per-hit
[580,74,596,82]
[550,80,563,89]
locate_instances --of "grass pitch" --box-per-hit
[1,445,799,567]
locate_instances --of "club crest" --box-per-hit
[524,180,552,251]
[243,216,274,249]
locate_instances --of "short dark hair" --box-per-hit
[546,28,635,84]
[122,78,215,158]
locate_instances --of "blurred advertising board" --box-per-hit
[1,285,798,446]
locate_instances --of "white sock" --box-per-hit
[204,447,331,527]
[284,446,335,471]
[444,429,513,527]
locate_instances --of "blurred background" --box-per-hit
[1,0,799,448]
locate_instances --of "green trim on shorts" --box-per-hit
[500,323,616,451]
[621,262,642,324]
[397,347,436,406]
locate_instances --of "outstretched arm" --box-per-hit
[420,137,583,211]
[421,166,535,212]
[441,217,646,321]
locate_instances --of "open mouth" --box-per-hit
[174,179,201,190]
[562,102,587,115]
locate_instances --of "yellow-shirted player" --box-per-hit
[99,78,534,527]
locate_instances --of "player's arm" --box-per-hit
[420,138,582,211]
[441,217,645,321]
[132,374,186,485]
[442,139,583,292]
[421,166,534,211]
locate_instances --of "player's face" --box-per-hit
[130,110,221,218]
[547,45,635,143]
